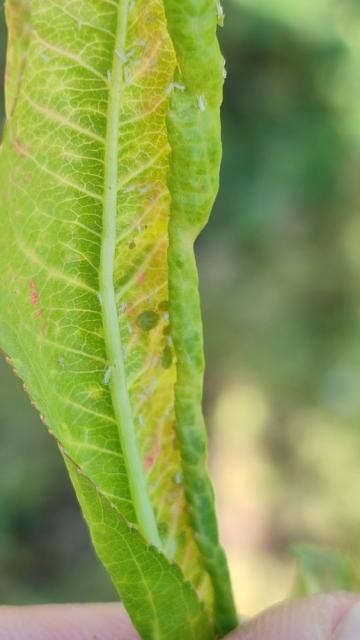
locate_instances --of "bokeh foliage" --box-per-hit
[1,0,360,614]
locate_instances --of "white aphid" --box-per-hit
[144,378,158,398]
[139,184,151,195]
[115,48,127,62]
[217,1,225,26]
[165,82,185,96]
[126,49,136,61]
[103,366,112,385]
[124,66,132,85]
[198,95,207,112]
[174,473,183,485]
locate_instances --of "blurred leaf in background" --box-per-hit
[201,0,360,613]
[1,0,360,617]
[291,545,360,596]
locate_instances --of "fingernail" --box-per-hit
[332,602,360,640]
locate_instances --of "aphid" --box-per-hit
[217,1,225,26]
[126,49,136,62]
[39,52,50,63]
[165,82,185,96]
[144,378,158,398]
[199,95,207,112]
[139,184,151,195]
[115,48,127,62]
[124,67,132,84]
[103,366,112,385]
[136,310,159,331]
[173,473,183,486]
[162,345,172,369]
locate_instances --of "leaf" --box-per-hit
[291,545,360,597]
[0,0,237,637]
[66,455,212,640]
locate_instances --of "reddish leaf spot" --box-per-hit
[137,271,147,284]
[29,280,40,306]
[145,446,160,470]
[13,138,28,158]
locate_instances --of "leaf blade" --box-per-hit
[66,455,213,640]
[164,1,237,634]
[0,0,237,636]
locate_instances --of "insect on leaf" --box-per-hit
[0,0,238,637]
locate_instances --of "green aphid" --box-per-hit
[162,345,173,369]
[136,310,159,331]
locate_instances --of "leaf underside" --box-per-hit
[0,0,237,637]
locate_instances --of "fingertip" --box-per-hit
[0,603,139,640]
[332,601,360,639]
[230,593,360,640]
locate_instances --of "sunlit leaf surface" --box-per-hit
[0,0,237,637]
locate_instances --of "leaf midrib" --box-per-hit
[99,0,162,551]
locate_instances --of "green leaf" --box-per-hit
[66,455,212,640]
[0,0,237,637]
[291,545,360,597]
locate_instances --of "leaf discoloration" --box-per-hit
[0,1,237,638]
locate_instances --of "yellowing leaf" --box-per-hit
[0,0,237,637]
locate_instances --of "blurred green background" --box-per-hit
[1,0,360,616]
